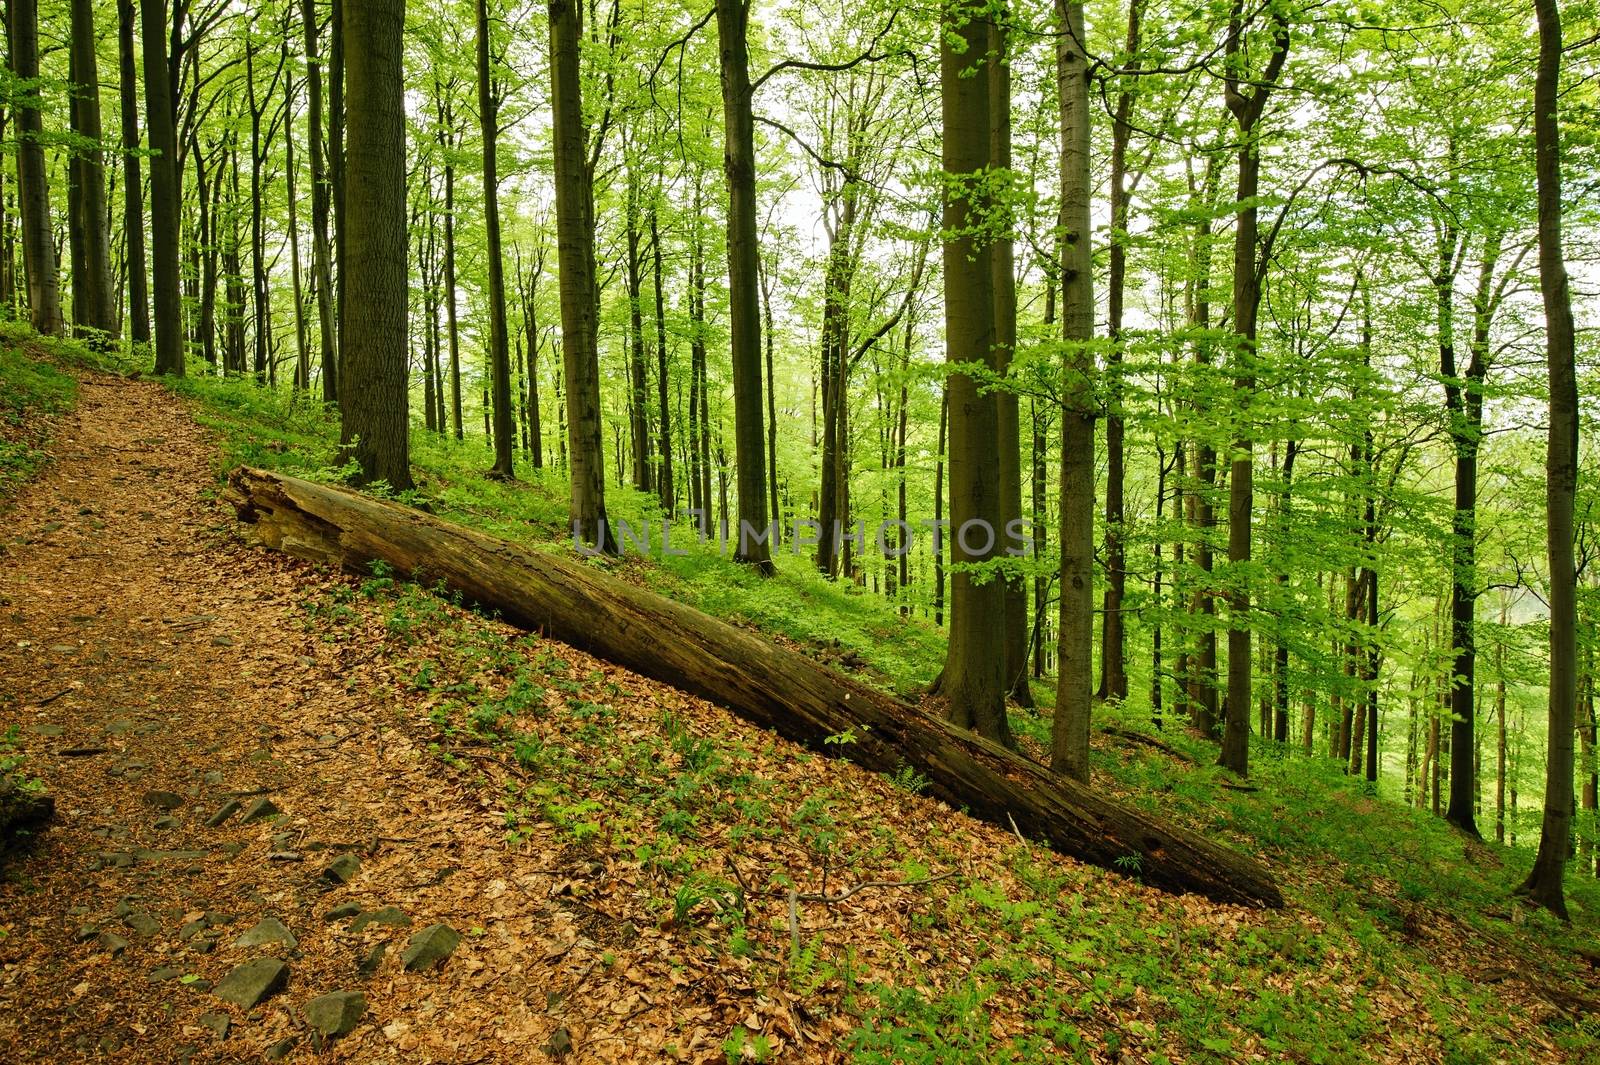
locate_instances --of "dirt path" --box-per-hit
[0,376,642,1062]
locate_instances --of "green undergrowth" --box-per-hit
[0,324,108,503]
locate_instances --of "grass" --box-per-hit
[4,331,1599,1061]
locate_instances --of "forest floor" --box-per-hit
[1,337,1599,1064]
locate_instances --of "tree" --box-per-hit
[339,0,413,488]
[1520,0,1578,920]
[476,0,515,479]
[10,0,62,335]
[548,0,613,551]
[1052,0,1094,780]
[940,0,1010,748]
[301,0,338,401]
[115,0,150,345]
[713,0,775,572]
[140,0,185,373]
[67,0,117,339]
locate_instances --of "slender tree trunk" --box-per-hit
[11,0,62,335]
[115,0,150,343]
[286,66,310,392]
[549,0,612,550]
[302,0,337,401]
[653,202,675,511]
[624,172,651,491]
[934,389,946,628]
[1052,0,1094,778]
[476,0,514,478]
[139,0,182,370]
[339,0,412,489]
[68,0,116,338]
[714,0,774,572]
[1522,0,1578,918]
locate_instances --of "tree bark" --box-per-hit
[339,0,412,490]
[714,0,774,572]
[68,0,117,339]
[301,0,337,402]
[115,0,150,344]
[1522,0,1578,919]
[548,0,613,550]
[1052,0,1095,779]
[139,0,183,372]
[476,0,514,479]
[10,0,62,335]
[941,1,1010,748]
[227,465,1285,909]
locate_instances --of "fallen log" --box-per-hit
[226,467,1283,908]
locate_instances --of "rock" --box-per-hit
[326,902,363,922]
[350,906,409,932]
[95,851,134,869]
[197,1012,230,1041]
[212,958,289,1008]
[143,790,183,810]
[357,942,386,976]
[203,771,224,786]
[547,1027,574,1057]
[401,923,461,971]
[204,800,241,827]
[190,937,217,954]
[265,851,303,863]
[321,853,360,884]
[96,932,128,956]
[123,912,160,937]
[234,917,296,949]
[154,816,177,830]
[148,966,184,982]
[114,898,135,917]
[73,924,99,943]
[28,723,63,737]
[220,842,245,857]
[305,990,366,1038]
[179,918,208,940]
[238,798,279,824]
[264,1036,299,1061]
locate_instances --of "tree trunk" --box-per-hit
[942,1,1010,748]
[339,0,412,490]
[68,0,116,339]
[1053,0,1096,778]
[1522,0,1578,919]
[11,0,62,335]
[714,0,774,572]
[653,202,675,511]
[624,172,651,491]
[301,0,337,402]
[476,0,514,479]
[139,0,182,371]
[228,466,1285,909]
[115,0,150,344]
[548,0,613,550]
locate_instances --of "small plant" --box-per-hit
[890,764,932,794]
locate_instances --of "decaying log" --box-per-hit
[227,467,1283,908]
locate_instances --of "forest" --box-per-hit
[0,0,1596,1059]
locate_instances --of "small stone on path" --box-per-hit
[204,799,241,827]
[321,852,360,884]
[401,923,461,971]
[197,1012,230,1041]
[238,797,279,824]
[143,790,183,810]
[325,902,362,922]
[234,917,296,949]
[350,905,409,932]
[212,958,289,1008]
[305,990,366,1038]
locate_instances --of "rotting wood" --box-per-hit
[226,466,1284,907]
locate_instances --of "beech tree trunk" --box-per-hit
[549,0,612,550]
[714,0,774,572]
[10,0,62,336]
[301,0,337,402]
[139,0,183,372]
[1522,0,1577,919]
[68,0,117,339]
[227,466,1284,909]
[339,0,412,489]
[115,0,150,344]
[476,0,514,479]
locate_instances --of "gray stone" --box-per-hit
[263,1036,299,1061]
[123,912,160,937]
[96,932,128,956]
[234,917,296,949]
[28,723,63,737]
[148,966,184,982]
[197,1012,230,1041]
[305,990,366,1038]
[74,924,99,943]
[356,942,386,976]
[326,902,363,922]
[179,918,209,940]
[212,958,289,1008]
[547,1027,574,1057]
[204,800,241,827]
[400,923,461,971]
[154,816,178,830]
[220,842,246,857]
[321,853,360,884]
[238,798,279,824]
[190,937,217,954]
[143,790,183,810]
[349,906,409,932]
[265,851,303,863]
[203,771,224,786]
